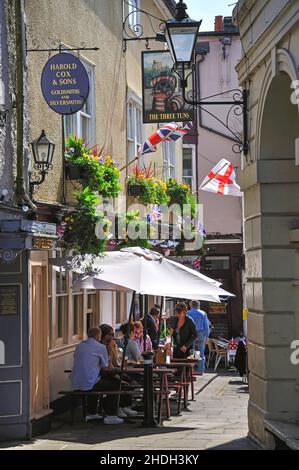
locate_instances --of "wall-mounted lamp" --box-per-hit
[0,189,8,201]
[29,130,55,196]
[220,36,232,59]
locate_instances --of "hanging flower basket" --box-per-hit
[65,161,87,180]
[64,135,121,198]
[128,183,142,196]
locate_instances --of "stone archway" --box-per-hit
[245,48,299,447]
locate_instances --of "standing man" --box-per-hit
[142,306,160,350]
[187,301,210,374]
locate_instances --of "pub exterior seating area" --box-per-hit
[51,247,236,425]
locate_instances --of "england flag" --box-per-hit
[200,159,242,197]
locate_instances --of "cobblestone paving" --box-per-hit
[1,371,257,450]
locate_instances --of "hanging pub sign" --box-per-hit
[41,53,90,115]
[142,50,194,124]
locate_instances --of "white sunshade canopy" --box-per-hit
[50,247,234,303]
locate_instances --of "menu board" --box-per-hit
[209,302,227,314]
[0,285,19,315]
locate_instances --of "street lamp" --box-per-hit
[30,130,55,195]
[164,0,248,154]
[165,0,201,67]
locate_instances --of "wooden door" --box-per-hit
[30,264,49,417]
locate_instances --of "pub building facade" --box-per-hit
[0,0,184,441]
[233,0,299,449]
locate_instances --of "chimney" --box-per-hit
[214,15,223,32]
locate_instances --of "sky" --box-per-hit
[184,0,237,31]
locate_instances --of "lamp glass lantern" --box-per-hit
[165,18,201,66]
[31,129,55,170]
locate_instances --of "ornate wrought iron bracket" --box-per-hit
[122,0,166,52]
[29,162,53,196]
[0,106,8,127]
[0,249,21,263]
[173,64,249,155]
[26,38,99,53]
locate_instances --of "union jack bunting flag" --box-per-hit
[146,205,162,223]
[192,256,202,270]
[200,159,242,197]
[137,122,188,158]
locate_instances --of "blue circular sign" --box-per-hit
[41,53,90,115]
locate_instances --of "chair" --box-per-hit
[209,339,228,372]
[207,339,217,368]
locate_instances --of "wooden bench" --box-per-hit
[58,389,142,423]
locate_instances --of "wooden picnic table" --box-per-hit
[103,366,173,423]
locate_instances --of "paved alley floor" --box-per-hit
[1,371,257,451]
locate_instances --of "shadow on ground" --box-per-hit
[0,416,197,449]
[208,437,258,450]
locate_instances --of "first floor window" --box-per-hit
[127,97,143,161]
[64,57,95,145]
[163,140,176,180]
[183,146,195,189]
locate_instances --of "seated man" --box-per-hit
[70,327,124,425]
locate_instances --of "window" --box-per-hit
[128,0,139,31]
[86,290,97,335]
[57,296,68,340]
[182,146,195,190]
[56,265,68,343]
[163,140,176,180]
[205,256,230,271]
[48,251,69,347]
[127,95,143,161]
[64,58,95,145]
[73,293,83,336]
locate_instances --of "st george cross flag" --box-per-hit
[200,159,242,197]
[137,122,188,158]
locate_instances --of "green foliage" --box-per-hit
[127,174,170,205]
[65,134,122,198]
[127,163,170,205]
[63,187,110,256]
[160,327,170,339]
[118,210,152,249]
[166,178,197,219]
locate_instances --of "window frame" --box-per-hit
[63,51,96,145]
[127,90,143,163]
[163,139,176,181]
[182,144,196,191]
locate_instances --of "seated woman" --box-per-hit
[169,303,197,359]
[99,324,138,418]
[116,322,140,363]
[128,321,152,362]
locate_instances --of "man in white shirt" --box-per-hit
[70,327,124,425]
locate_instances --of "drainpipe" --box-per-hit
[15,0,36,212]
[195,53,205,200]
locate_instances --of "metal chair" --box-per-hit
[212,339,228,372]
[207,338,217,368]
